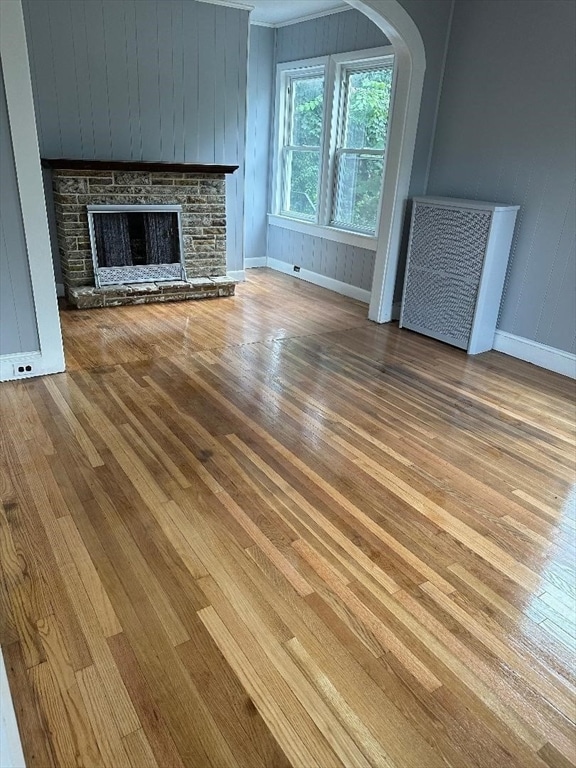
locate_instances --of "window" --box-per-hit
[272,48,395,244]
[280,69,325,220]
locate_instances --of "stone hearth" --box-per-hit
[44,160,238,309]
[70,277,235,309]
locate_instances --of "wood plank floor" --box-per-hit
[1,268,575,768]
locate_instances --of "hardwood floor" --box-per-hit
[1,268,575,768]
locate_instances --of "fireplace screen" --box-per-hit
[87,205,186,286]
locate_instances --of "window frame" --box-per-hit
[278,62,327,222]
[271,47,396,251]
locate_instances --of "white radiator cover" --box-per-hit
[400,197,519,355]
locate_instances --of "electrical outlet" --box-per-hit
[12,362,35,378]
[293,265,301,272]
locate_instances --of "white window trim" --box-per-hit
[278,61,326,222]
[271,46,395,248]
[267,214,378,250]
[272,56,329,225]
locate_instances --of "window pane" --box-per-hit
[291,76,324,147]
[283,149,320,219]
[342,67,393,149]
[332,153,384,232]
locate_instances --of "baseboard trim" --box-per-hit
[267,258,371,304]
[227,270,246,282]
[1,648,25,768]
[493,330,576,378]
[245,257,267,268]
[0,350,64,382]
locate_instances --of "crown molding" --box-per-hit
[192,0,349,30]
[273,5,349,28]
[196,0,255,12]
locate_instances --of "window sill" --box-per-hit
[268,214,378,252]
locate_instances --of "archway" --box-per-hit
[344,0,425,323]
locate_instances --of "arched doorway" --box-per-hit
[345,0,425,323]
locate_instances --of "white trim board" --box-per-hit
[196,0,349,28]
[493,330,576,379]
[1,648,26,768]
[267,257,370,303]
[245,257,267,268]
[228,270,246,282]
[269,5,349,28]
[197,0,254,12]
[0,0,65,382]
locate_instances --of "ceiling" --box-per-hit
[219,0,349,27]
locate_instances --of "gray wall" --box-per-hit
[0,60,40,356]
[398,0,454,198]
[266,3,454,292]
[427,0,576,354]
[22,0,249,273]
[245,24,275,263]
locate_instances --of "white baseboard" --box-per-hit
[245,257,267,268]
[227,270,246,282]
[1,649,25,768]
[0,350,64,382]
[56,282,65,297]
[267,257,371,304]
[493,330,576,378]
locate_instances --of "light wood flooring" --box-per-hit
[1,268,575,768]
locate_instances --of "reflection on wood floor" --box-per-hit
[1,268,575,768]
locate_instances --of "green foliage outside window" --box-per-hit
[285,66,393,231]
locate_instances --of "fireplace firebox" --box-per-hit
[87,205,186,287]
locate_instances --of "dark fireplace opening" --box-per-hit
[92,211,180,267]
[88,204,186,286]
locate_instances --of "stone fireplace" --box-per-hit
[43,159,238,309]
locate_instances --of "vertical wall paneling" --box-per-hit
[267,225,375,292]
[197,3,216,163]
[427,0,576,354]
[84,0,112,159]
[22,0,249,273]
[274,9,388,63]
[22,0,61,157]
[102,1,132,160]
[0,61,40,356]
[71,1,97,157]
[170,2,185,163]
[244,24,275,264]
[45,2,82,157]
[135,2,159,161]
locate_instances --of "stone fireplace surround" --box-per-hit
[43,159,238,309]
